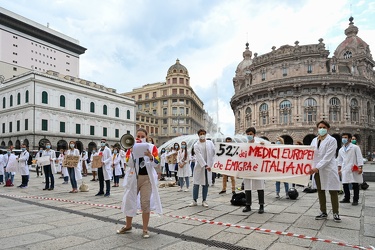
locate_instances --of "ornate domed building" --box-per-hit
[230,17,375,155]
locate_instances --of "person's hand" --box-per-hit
[309,167,318,175]
[144,149,153,159]
[358,168,363,174]
[206,166,211,172]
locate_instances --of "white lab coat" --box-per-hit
[5,154,17,174]
[193,140,215,186]
[337,143,364,184]
[59,153,69,177]
[119,149,126,170]
[66,149,82,180]
[121,143,162,217]
[99,146,113,181]
[311,135,340,190]
[166,150,178,172]
[18,150,30,175]
[112,153,122,176]
[177,149,190,178]
[0,154,4,175]
[90,152,99,172]
[79,152,88,171]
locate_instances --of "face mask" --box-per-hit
[181,145,186,149]
[70,144,75,148]
[100,143,106,147]
[174,145,179,149]
[276,141,281,144]
[83,152,86,154]
[161,150,165,153]
[139,138,146,143]
[21,148,26,152]
[92,150,96,153]
[199,135,206,140]
[46,145,51,149]
[318,128,327,136]
[342,138,348,144]
[247,135,254,141]
[39,150,43,153]
[113,150,118,154]
[351,140,357,144]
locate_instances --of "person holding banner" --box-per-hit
[219,137,236,195]
[275,137,290,198]
[189,129,215,208]
[42,142,56,191]
[66,141,80,193]
[337,132,364,206]
[4,147,16,186]
[17,143,30,188]
[95,139,112,197]
[310,120,341,222]
[243,127,268,214]
[90,147,99,181]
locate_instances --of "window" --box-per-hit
[138,94,142,100]
[145,93,149,99]
[115,129,119,138]
[279,100,292,124]
[115,107,119,117]
[245,107,252,127]
[179,99,184,104]
[17,93,21,105]
[103,127,107,137]
[163,100,168,105]
[262,72,266,81]
[42,119,48,131]
[179,78,184,84]
[303,98,317,122]
[103,105,108,115]
[163,90,167,96]
[60,95,65,107]
[76,124,81,134]
[343,51,352,59]
[350,98,359,122]
[9,122,12,132]
[76,99,81,110]
[163,108,168,115]
[152,92,157,98]
[179,107,184,115]
[60,122,65,133]
[2,123,5,133]
[172,107,177,115]
[42,91,48,104]
[172,89,177,95]
[172,78,177,84]
[90,102,95,113]
[25,90,29,103]
[25,119,28,131]
[259,103,269,125]
[10,95,13,107]
[2,97,5,109]
[127,110,131,119]
[329,97,341,122]
[90,126,95,135]
[283,68,287,77]
[307,65,312,73]
[17,120,20,132]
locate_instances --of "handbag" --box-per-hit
[351,165,359,172]
[79,181,89,192]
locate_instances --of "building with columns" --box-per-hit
[231,17,375,155]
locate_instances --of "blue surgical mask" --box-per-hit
[174,145,179,149]
[92,150,96,153]
[181,145,186,149]
[101,143,106,147]
[318,128,327,136]
[113,150,118,154]
[46,145,51,149]
[21,148,26,152]
[70,144,75,148]
[247,135,254,141]
[342,138,348,144]
[276,141,281,144]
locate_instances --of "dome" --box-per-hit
[167,59,189,76]
[334,17,372,59]
[235,42,253,77]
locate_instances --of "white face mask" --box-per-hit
[139,138,146,143]
[199,135,206,140]
[318,128,327,136]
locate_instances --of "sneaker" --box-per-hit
[315,212,328,220]
[142,231,150,238]
[202,201,208,207]
[184,188,189,192]
[340,199,350,203]
[104,193,110,197]
[177,188,182,192]
[276,193,280,198]
[219,190,226,194]
[95,192,104,196]
[352,201,359,206]
[20,186,28,189]
[116,226,132,234]
[189,201,197,207]
[62,181,68,184]
[333,213,341,222]
[285,193,290,199]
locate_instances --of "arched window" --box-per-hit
[127,110,130,119]
[343,51,352,59]
[245,107,252,128]
[303,98,317,123]
[103,105,107,115]
[42,91,48,104]
[279,100,292,124]
[17,93,21,105]
[90,102,95,113]
[329,97,341,122]
[76,99,81,110]
[25,90,29,103]
[259,103,269,125]
[2,97,5,109]
[115,107,119,118]
[60,95,65,107]
[10,95,13,107]
[350,98,359,122]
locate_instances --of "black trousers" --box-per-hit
[98,167,110,194]
[43,165,54,189]
[343,183,359,202]
[21,175,29,187]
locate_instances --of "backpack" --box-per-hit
[27,154,33,165]
[5,179,12,187]
[230,192,246,206]
[360,182,369,190]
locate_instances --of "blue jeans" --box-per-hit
[5,172,14,184]
[179,177,190,189]
[0,174,3,183]
[193,184,208,201]
[276,182,289,193]
[190,162,195,176]
[67,167,77,189]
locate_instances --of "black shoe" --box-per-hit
[104,193,110,197]
[95,192,104,196]
[242,205,251,212]
[219,190,226,194]
[48,188,54,190]
[352,201,359,206]
[315,212,328,220]
[340,199,350,203]
[333,213,341,222]
[43,188,48,190]
[258,205,264,214]
[232,191,236,195]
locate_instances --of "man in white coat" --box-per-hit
[17,144,30,188]
[95,139,112,197]
[309,120,341,222]
[189,129,215,208]
[337,133,364,206]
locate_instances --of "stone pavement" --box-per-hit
[0,170,374,250]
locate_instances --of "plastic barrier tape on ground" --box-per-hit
[1,193,373,250]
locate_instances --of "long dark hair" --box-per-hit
[181,141,187,161]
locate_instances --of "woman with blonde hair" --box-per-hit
[275,137,290,198]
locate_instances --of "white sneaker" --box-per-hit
[276,193,280,198]
[184,188,189,192]
[189,201,197,207]
[202,201,208,207]
[177,188,182,192]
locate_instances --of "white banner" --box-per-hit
[37,156,51,166]
[212,143,315,186]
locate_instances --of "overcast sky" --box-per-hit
[1,0,375,135]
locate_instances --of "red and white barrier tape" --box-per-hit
[1,193,373,250]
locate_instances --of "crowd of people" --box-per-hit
[0,121,368,238]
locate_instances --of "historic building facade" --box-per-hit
[231,17,375,155]
[123,59,213,146]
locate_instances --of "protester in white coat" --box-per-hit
[0,153,4,185]
[66,141,80,193]
[95,139,112,197]
[90,147,99,181]
[118,128,162,239]
[337,132,364,206]
[189,129,215,208]
[17,144,30,188]
[177,141,190,192]
[41,143,56,191]
[112,146,122,187]
[59,149,69,184]
[310,120,341,222]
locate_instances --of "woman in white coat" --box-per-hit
[112,146,122,187]
[17,144,30,188]
[117,128,162,239]
[96,139,113,197]
[177,141,190,192]
[166,144,179,183]
[0,153,4,185]
[337,132,364,205]
[66,141,81,193]
[189,129,215,208]
[59,149,69,184]
[310,120,341,222]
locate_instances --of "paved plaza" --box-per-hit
[0,169,374,250]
